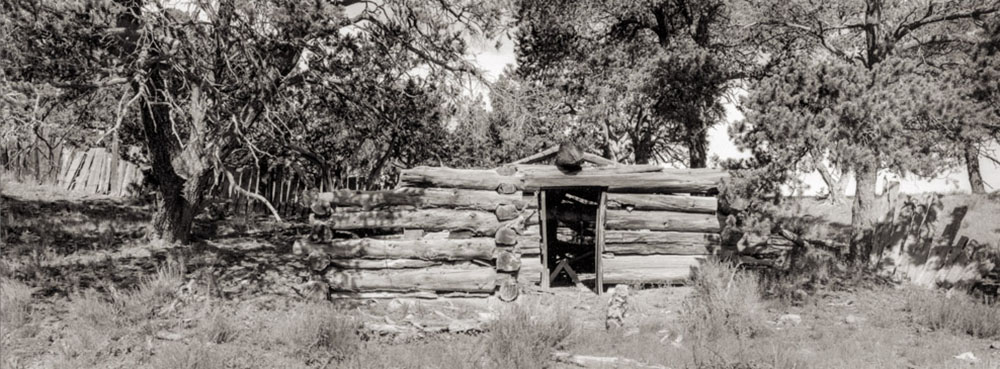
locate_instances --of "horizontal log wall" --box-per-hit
[301,164,726,296]
[602,255,705,285]
[327,266,497,293]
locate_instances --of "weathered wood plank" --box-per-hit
[606,193,717,213]
[317,208,503,235]
[513,164,662,176]
[329,259,441,269]
[61,150,85,189]
[601,255,705,284]
[399,166,522,191]
[522,169,727,193]
[604,231,720,255]
[326,266,496,292]
[72,149,98,191]
[309,188,521,211]
[519,256,543,284]
[606,210,720,232]
[295,238,495,261]
[85,150,105,193]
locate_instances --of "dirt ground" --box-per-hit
[2,180,1000,369]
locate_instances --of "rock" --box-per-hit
[606,285,630,330]
[777,314,801,326]
[154,331,184,341]
[844,314,864,325]
[954,352,978,363]
[294,280,329,301]
[990,341,1000,350]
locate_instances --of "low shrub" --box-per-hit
[270,302,360,362]
[0,278,34,331]
[684,258,768,341]
[904,288,1000,339]
[479,301,575,369]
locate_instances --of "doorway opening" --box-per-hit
[539,187,606,294]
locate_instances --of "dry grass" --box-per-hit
[0,278,34,331]
[685,258,769,341]
[905,288,1000,339]
[269,301,360,362]
[479,301,575,369]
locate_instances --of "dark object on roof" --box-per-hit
[555,143,585,173]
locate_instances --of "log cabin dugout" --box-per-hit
[301,144,727,300]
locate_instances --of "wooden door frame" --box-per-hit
[537,187,607,294]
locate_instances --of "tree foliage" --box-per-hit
[1,0,510,242]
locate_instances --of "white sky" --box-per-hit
[469,39,1000,195]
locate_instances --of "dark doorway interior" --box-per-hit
[541,187,603,292]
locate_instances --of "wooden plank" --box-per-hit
[513,164,662,176]
[601,255,705,285]
[114,160,129,196]
[119,163,134,196]
[61,150,84,189]
[310,188,527,212]
[96,150,111,194]
[595,191,607,295]
[57,147,72,186]
[72,149,96,191]
[86,150,106,193]
[109,132,120,195]
[295,238,495,261]
[606,193,717,213]
[326,266,496,293]
[605,231,721,255]
[606,210,719,232]
[399,166,522,191]
[317,208,503,236]
[329,259,441,269]
[539,191,551,288]
[519,255,543,284]
[522,168,727,193]
[510,145,559,164]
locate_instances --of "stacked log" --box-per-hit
[299,162,727,298]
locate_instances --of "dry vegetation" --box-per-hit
[2,180,1000,369]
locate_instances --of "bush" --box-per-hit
[67,265,183,329]
[684,258,768,342]
[270,302,360,362]
[479,302,575,369]
[203,310,241,344]
[0,278,34,331]
[904,288,1000,339]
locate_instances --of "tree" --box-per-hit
[1,0,509,243]
[740,0,1000,263]
[513,0,759,167]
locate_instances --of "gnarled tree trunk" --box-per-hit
[965,144,985,194]
[849,160,879,265]
[687,129,707,169]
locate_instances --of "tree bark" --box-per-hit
[811,153,847,204]
[687,128,708,168]
[849,160,879,264]
[965,144,985,194]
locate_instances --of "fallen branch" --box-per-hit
[775,227,845,256]
[553,352,671,369]
[224,169,282,222]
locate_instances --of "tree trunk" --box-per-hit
[811,153,847,204]
[849,160,879,264]
[687,129,707,168]
[965,144,985,194]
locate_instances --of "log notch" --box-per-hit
[495,227,519,246]
[327,266,496,293]
[497,274,520,302]
[295,238,495,261]
[605,231,720,255]
[601,255,704,285]
[496,250,521,272]
[495,204,521,221]
[317,208,502,236]
[399,166,523,191]
[606,194,717,213]
[308,187,527,212]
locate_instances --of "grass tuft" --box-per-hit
[270,302,360,361]
[904,288,1000,339]
[684,258,768,341]
[0,278,35,332]
[479,301,575,369]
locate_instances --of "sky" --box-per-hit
[467,39,1000,195]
